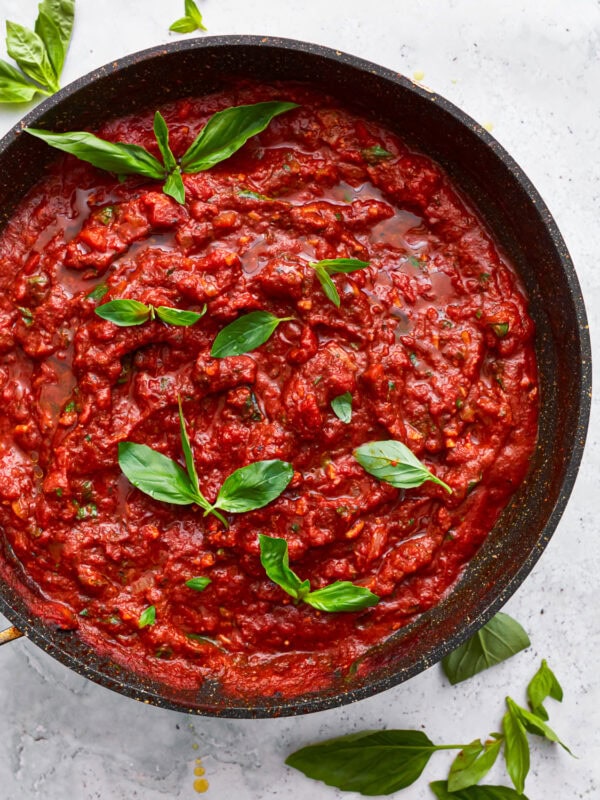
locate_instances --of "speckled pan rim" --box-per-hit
[0,35,592,717]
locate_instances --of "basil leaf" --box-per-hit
[38,0,74,51]
[314,265,341,307]
[215,459,293,513]
[138,605,156,628]
[177,396,204,505]
[304,581,379,613]
[527,659,563,720]
[448,737,503,792]
[506,698,572,754]
[442,613,530,685]
[286,730,442,794]
[170,0,206,32]
[95,299,151,326]
[331,391,352,423]
[180,100,298,173]
[259,536,380,612]
[163,169,185,204]
[354,439,452,494]
[118,441,198,505]
[502,706,530,794]
[259,534,309,600]
[155,304,206,326]
[210,311,291,357]
[312,258,370,274]
[35,10,65,78]
[0,59,38,102]
[185,577,211,591]
[363,145,393,162]
[25,128,165,179]
[185,0,205,26]
[86,283,109,302]
[153,111,177,172]
[169,17,199,33]
[430,781,528,800]
[6,21,58,92]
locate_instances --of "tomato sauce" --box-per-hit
[0,83,538,698]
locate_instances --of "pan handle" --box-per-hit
[0,625,24,646]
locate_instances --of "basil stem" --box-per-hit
[210,311,292,357]
[309,258,369,307]
[259,535,379,613]
[354,439,452,493]
[442,613,530,685]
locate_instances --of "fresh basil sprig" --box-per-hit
[331,391,352,423]
[442,613,531,685]
[170,0,206,33]
[259,535,379,613]
[211,311,293,357]
[1,0,74,104]
[286,660,571,797]
[118,398,293,525]
[95,298,206,327]
[309,258,369,307]
[354,439,452,493]
[26,101,298,202]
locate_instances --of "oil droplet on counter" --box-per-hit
[412,70,425,82]
[192,757,209,793]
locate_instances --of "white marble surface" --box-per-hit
[1,1,599,797]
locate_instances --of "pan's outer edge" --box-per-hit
[0,35,592,717]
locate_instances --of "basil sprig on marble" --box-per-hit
[169,0,207,33]
[1,0,74,104]
[211,311,293,357]
[286,659,571,797]
[354,439,452,493]
[310,258,370,307]
[442,613,531,685]
[95,298,206,327]
[259,535,379,613]
[26,101,298,203]
[331,391,352,423]
[119,398,293,525]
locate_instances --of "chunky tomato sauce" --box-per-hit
[0,83,538,698]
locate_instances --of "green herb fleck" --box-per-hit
[492,322,510,338]
[138,605,156,628]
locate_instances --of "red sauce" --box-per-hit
[0,83,538,698]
